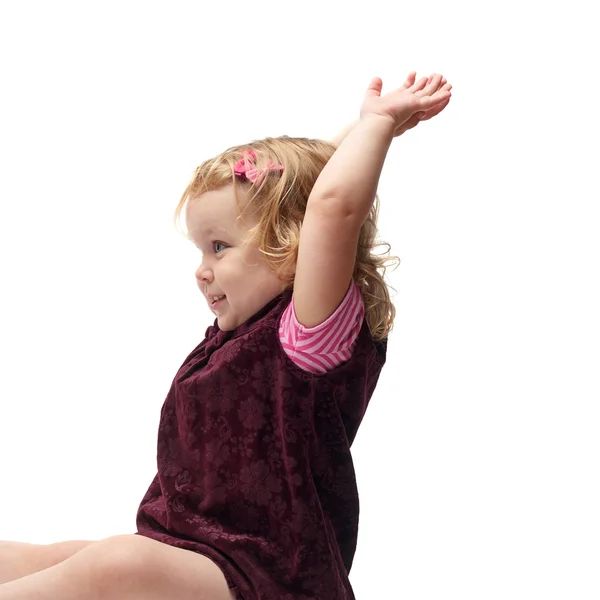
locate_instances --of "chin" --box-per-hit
[216,315,238,331]
[217,318,232,331]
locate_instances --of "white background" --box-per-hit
[1,1,598,598]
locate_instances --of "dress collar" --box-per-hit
[205,288,293,344]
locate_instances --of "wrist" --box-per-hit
[359,113,396,138]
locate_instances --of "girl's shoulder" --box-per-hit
[278,280,365,374]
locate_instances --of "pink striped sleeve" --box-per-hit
[278,280,365,374]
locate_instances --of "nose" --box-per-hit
[195,261,214,285]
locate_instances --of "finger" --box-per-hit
[432,87,451,101]
[396,73,415,93]
[437,80,452,94]
[419,90,451,111]
[430,76,449,94]
[426,74,447,87]
[418,73,444,96]
[435,77,448,93]
[409,76,429,92]
[398,71,417,91]
[365,76,383,97]
[420,97,450,121]
[429,82,452,97]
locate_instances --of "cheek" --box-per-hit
[217,255,243,278]
[215,254,252,292]
[244,247,270,273]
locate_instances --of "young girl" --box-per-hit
[0,71,451,600]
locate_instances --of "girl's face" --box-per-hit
[185,185,286,331]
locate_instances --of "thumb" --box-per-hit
[365,77,383,97]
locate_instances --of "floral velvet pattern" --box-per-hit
[135,289,387,600]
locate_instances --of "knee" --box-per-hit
[89,535,153,581]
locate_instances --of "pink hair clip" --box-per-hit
[233,150,284,185]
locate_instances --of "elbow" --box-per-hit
[306,196,368,230]
[307,194,371,225]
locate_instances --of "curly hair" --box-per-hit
[173,136,400,340]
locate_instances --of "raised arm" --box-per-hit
[294,73,452,328]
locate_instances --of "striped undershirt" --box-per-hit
[278,280,365,374]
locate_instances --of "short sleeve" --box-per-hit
[278,280,365,373]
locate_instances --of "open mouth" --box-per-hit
[210,295,226,308]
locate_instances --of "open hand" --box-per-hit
[360,72,452,137]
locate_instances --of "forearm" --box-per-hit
[330,118,359,147]
[311,114,396,222]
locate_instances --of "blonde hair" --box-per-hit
[173,136,400,340]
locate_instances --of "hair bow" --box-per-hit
[233,149,284,185]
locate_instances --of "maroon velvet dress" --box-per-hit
[135,289,387,599]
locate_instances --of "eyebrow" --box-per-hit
[190,223,230,236]
[188,226,232,248]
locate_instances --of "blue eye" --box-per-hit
[214,242,228,254]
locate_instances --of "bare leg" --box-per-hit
[0,542,103,600]
[0,540,95,585]
[0,542,38,584]
[0,534,236,600]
